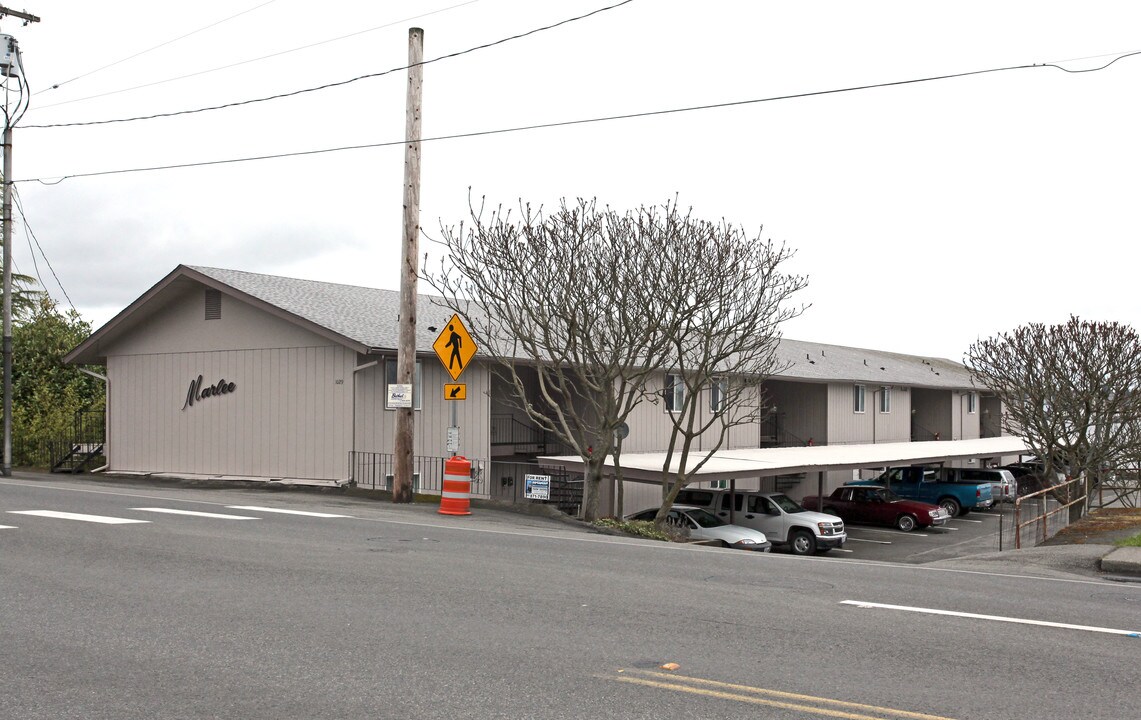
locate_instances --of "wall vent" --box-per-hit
[205,289,221,320]
[385,473,421,493]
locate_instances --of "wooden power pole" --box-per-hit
[0,5,39,478]
[392,27,424,503]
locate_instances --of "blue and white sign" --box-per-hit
[524,474,551,501]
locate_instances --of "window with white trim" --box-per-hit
[665,373,684,412]
[968,391,977,413]
[710,378,727,414]
[854,384,866,413]
[385,359,422,410]
[879,386,891,414]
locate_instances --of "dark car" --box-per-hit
[1002,462,1065,497]
[802,485,951,532]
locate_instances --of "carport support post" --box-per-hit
[817,472,824,507]
[729,478,736,525]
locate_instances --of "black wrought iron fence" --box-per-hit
[349,451,487,496]
[11,409,106,471]
[488,461,582,515]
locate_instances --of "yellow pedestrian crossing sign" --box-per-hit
[433,314,476,381]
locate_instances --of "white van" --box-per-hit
[674,488,846,555]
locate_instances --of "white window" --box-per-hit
[665,373,684,412]
[879,386,891,414]
[968,392,977,414]
[854,384,866,413]
[385,359,422,410]
[710,378,727,414]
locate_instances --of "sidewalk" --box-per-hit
[1100,546,1141,578]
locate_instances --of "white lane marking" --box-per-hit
[133,507,259,520]
[0,524,17,529]
[841,600,1141,638]
[8,510,149,525]
[844,537,892,545]
[845,527,927,537]
[950,517,984,524]
[829,548,854,553]
[226,505,351,518]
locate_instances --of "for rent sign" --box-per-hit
[524,474,551,501]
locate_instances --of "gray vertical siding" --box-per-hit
[827,382,911,444]
[353,356,490,464]
[109,345,353,479]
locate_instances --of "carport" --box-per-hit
[540,436,1029,512]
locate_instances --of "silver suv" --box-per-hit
[946,467,1018,504]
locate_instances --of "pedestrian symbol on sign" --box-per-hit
[445,324,463,372]
[433,314,477,381]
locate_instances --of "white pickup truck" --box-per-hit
[674,488,846,555]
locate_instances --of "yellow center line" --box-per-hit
[613,669,957,720]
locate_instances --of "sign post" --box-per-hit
[433,314,477,455]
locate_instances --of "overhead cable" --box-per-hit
[31,0,481,109]
[35,0,281,96]
[24,0,635,128]
[19,50,1141,186]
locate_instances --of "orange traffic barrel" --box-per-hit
[439,455,472,516]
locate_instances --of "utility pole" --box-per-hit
[0,5,38,478]
[392,27,423,503]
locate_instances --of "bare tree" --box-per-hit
[651,215,807,519]
[966,316,1141,518]
[424,197,673,521]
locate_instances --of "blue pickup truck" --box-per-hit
[849,466,994,517]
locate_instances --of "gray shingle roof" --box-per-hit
[189,265,456,352]
[774,338,972,389]
[76,265,976,390]
[194,266,974,390]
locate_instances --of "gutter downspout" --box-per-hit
[350,359,380,485]
[78,368,109,472]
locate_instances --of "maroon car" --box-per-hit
[801,484,950,532]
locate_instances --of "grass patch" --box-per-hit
[1115,533,1141,548]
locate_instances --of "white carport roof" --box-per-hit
[539,436,1028,484]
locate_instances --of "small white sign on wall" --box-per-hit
[388,383,413,408]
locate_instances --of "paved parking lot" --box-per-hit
[823,503,1022,564]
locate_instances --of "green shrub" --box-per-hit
[593,517,690,542]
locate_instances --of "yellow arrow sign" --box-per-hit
[444,383,467,400]
[432,314,477,381]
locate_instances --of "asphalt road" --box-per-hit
[3,474,1138,719]
[835,503,1020,564]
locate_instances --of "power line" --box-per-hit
[31,0,483,111]
[23,0,636,129]
[17,50,1141,186]
[12,185,75,310]
[35,0,282,96]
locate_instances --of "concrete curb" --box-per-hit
[1099,546,1141,577]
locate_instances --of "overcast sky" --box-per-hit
[7,0,1140,361]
